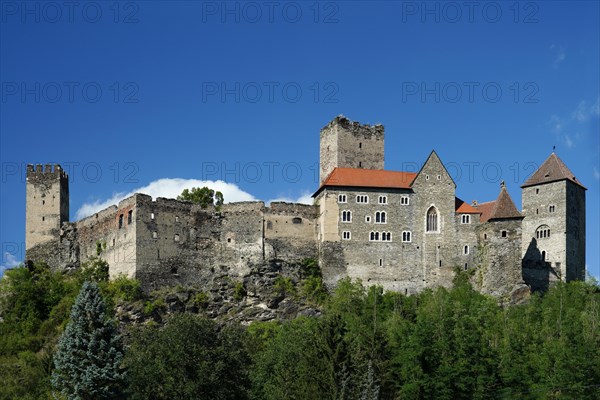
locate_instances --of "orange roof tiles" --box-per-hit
[476,186,523,223]
[522,153,587,189]
[317,168,417,192]
[455,198,481,214]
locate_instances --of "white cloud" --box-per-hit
[267,191,314,205]
[0,252,22,275]
[593,167,600,180]
[76,178,257,220]
[564,135,574,148]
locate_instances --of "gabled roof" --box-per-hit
[313,168,417,197]
[476,185,523,222]
[455,198,481,214]
[522,152,586,189]
[413,150,457,188]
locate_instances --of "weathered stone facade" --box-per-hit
[24,116,586,297]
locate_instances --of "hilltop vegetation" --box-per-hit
[0,260,599,399]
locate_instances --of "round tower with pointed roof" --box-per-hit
[521,152,586,289]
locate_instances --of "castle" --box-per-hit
[25,116,587,298]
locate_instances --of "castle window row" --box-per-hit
[370,231,392,242]
[536,225,551,239]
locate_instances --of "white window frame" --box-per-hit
[378,195,387,205]
[356,195,369,204]
[401,196,410,205]
[375,211,387,224]
[342,231,351,240]
[338,194,347,203]
[341,210,352,223]
[461,214,471,224]
[402,231,412,242]
[464,245,469,255]
[365,215,372,223]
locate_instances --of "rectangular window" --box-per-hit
[127,210,133,225]
[401,196,410,205]
[464,245,469,255]
[501,230,507,238]
[402,231,411,242]
[365,215,371,223]
[342,231,351,240]
[378,196,387,204]
[356,195,369,204]
[338,194,347,203]
[379,258,383,267]
[150,212,155,220]
[341,210,352,222]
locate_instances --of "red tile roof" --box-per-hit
[475,201,496,223]
[522,153,586,189]
[455,198,481,214]
[315,168,417,194]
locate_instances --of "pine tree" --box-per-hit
[51,281,125,400]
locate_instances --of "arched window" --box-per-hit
[535,225,551,239]
[426,207,438,232]
[341,210,352,222]
[375,211,387,224]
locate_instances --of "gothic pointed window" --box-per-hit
[426,207,438,232]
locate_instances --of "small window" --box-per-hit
[227,237,232,243]
[379,258,383,267]
[541,250,547,261]
[535,225,551,239]
[359,142,362,149]
[358,161,362,167]
[501,230,507,238]
[342,231,351,240]
[42,200,45,205]
[439,260,442,267]
[151,212,155,220]
[370,232,380,241]
[402,231,411,242]
[437,175,441,180]
[127,210,133,225]
[365,216,372,223]
[536,209,539,214]
[175,216,180,222]
[112,238,115,246]
[381,232,392,241]
[118,214,124,229]
[536,188,540,194]
[378,196,387,204]
[461,215,470,224]
[338,194,347,203]
[292,217,302,224]
[401,196,410,205]
[174,234,180,242]
[484,233,487,240]
[549,205,555,213]
[464,245,469,255]
[341,210,352,222]
[152,231,157,239]
[464,263,468,270]
[42,216,45,221]
[356,195,369,204]
[375,211,387,224]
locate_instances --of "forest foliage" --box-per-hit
[0,260,599,399]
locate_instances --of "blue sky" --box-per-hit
[1,1,598,278]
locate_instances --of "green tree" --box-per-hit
[125,313,250,400]
[177,186,224,209]
[51,281,125,400]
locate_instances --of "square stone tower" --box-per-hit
[319,116,384,184]
[25,164,69,251]
[521,153,586,287]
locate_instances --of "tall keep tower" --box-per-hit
[319,116,384,184]
[521,153,586,287]
[25,164,69,251]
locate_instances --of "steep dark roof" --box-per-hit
[476,185,523,222]
[522,153,586,189]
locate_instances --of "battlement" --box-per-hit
[26,164,68,181]
[321,115,384,139]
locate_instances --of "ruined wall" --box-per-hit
[474,219,523,297]
[264,202,317,261]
